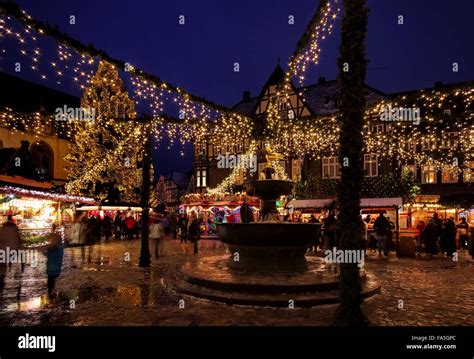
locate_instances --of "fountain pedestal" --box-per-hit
[175,177,381,307]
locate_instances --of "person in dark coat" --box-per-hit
[373,212,390,257]
[307,215,320,252]
[442,218,457,257]
[323,211,337,250]
[0,215,22,291]
[188,217,200,254]
[457,217,469,249]
[422,219,437,257]
[240,200,254,223]
[102,215,113,240]
[433,213,443,248]
[114,213,123,240]
[46,225,64,297]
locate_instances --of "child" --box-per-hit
[46,224,64,297]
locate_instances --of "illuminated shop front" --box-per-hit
[404,195,473,228]
[0,185,96,245]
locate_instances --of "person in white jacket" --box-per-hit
[149,218,164,259]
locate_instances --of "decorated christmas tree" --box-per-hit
[65,60,142,202]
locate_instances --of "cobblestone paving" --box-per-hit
[0,237,473,326]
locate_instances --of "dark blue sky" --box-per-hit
[10,0,474,175]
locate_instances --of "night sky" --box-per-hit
[8,0,474,176]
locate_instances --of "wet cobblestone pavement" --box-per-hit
[1,237,473,326]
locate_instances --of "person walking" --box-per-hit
[46,224,64,297]
[149,218,165,259]
[422,219,437,257]
[373,212,390,257]
[114,213,123,240]
[457,217,469,249]
[0,215,22,291]
[102,215,113,241]
[188,217,200,254]
[433,213,443,250]
[307,215,320,252]
[123,216,136,239]
[416,220,426,246]
[323,211,337,250]
[442,218,457,257]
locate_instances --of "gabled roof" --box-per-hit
[233,78,387,117]
[299,80,386,115]
[233,97,259,116]
[163,171,191,189]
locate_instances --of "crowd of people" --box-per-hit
[1,206,473,298]
[287,210,473,260]
[68,212,170,245]
[416,214,471,258]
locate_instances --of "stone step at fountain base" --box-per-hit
[176,255,381,307]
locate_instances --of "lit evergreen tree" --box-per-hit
[65,60,142,202]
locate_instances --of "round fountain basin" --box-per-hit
[217,222,321,272]
[244,179,293,199]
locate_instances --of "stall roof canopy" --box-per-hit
[287,197,403,209]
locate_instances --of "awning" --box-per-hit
[360,197,403,208]
[0,184,97,204]
[287,197,403,209]
[286,199,334,209]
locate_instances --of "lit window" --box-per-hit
[292,159,302,182]
[421,166,437,184]
[201,169,207,187]
[363,154,378,177]
[196,170,201,187]
[322,157,341,179]
[196,168,207,188]
[441,166,458,183]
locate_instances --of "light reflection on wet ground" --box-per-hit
[0,238,473,326]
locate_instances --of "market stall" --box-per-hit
[0,185,96,246]
[182,192,260,237]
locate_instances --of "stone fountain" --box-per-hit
[176,158,380,307]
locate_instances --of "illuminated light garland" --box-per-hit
[0,3,254,126]
[0,2,471,198]
[0,185,96,204]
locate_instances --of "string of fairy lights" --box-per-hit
[0,2,472,199]
[0,4,256,151]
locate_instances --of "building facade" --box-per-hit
[0,72,79,186]
[191,65,473,223]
